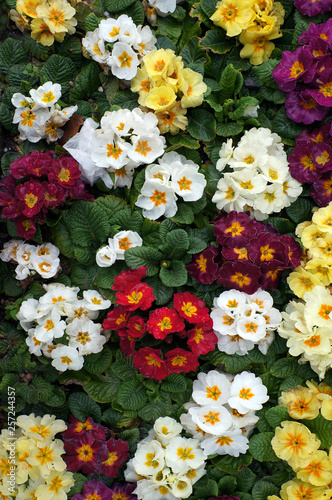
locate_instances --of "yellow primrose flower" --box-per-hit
[179,67,208,108]
[165,56,184,90]
[278,386,321,420]
[36,0,77,34]
[239,20,282,65]
[35,470,74,500]
[144,85,176,111]
[296,450,332,486]
[30,18,66,45]
[16,0,43,18]
[254,0,273,15]
[270,1,285,26]
[305,259,332,286]
[301,223,325,250]
[287,267,322,299]
[306,380,332,397]
[312,203,332,234]
[321,398,332,420]
[131,67,155,105]
[27,439,66,476]
[143,48,174,80]
[296,220,312,238]
[155,102,188,134]
[9,9,31,32]
[210,0,255,37]
[281,478,325,499]
[271,421,321,469]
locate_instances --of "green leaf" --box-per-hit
[272,107,304,140]
[74,245,96,266]
[96,261,126,290]
[52,221,75,258]
[157,16,182,44]
[95,195,127,221]
[1,152,19,176]
[279,376,304,392]
[171,203,195,224]
[180,37,206,74]
[212,453,252,473]
[70,262,97,290]
[85,12,100,31]
[218,476,237,495]
[200,28,233,54]
[266,217,295,234]
[84,375,121,403]
[285,198,314,224]
[216,119,244,137]
[194,476,219,498]
[187,236,207,254]
[270,357,300,378]
[115,378,148,410]
[102,407,134,428]
[105,0,136,12]
[168,134,200,150]
[56,36,83,70]
[83,346,113,375]
[208,351,251,373]
[68,473,88,497]
[138,392,172,421]
[254,59,279,88]
[111,357,136,380]
[112,90,139,110]
[68,392,102,422]
[64,201,110,246]
[200,0,218,17]
[111,208,143,232]
[305,414,332,449]
[69,61,100,102]
[0,38,28,75]
[161,373,187,393]
[125,246,162,276]
[39,54,77,93]
[99,73,119,106]
[236,468,256,493]
[252,481,279,500]
[156,36,177,52]
[187,109,216,141]
[159,260,188,287]
[265,406,290,429]
[219,64,243,100]
[177,17,202,51]
[145,275,173,305]
[249,432,279,462]
[159,229,189,260]
[228,97,259,120]
[8,64,38,88]
[32,376,54,403]
[0,103,17,133]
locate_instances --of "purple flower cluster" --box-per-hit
[272,20,332,125]
[294,0,332,17]
[72,479,136,500]
[289,121,332,207]
[186,212,302,293]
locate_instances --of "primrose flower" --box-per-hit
[210,0,255,37]
[228,372,269,413]
[200,429,249,457]
[108,42,139,80]
[29,82,61,108]
[36,0,77,34]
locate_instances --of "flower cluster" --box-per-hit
[125,416,207,499]
[63,108,166,189]
[135,151,206,220]
[271,393,332,500]
[103,267,217,379]
[0,413,74,499]
[210,289,282,356]
[278,285,332,378]
[288,123,332,207]
[12,82,77,143]
[212,128,302,220]
[96,230,143,267]
[186,211,302,293]
[288,204,332,297]
[272,20,332,125]
[0,239,60,280]
[130,48,207,134]
[72,479,136,500]
[210,0,284,65]
[82,14,156,80]
[62,416,129,478]
[293,0,332,17]
[180,370,269,457]
[0,150,93,239]
[9,0,77,46]
[17,283,110,371]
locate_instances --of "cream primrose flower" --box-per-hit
[32,255,60,279]
[200,428,249,457]
[179,68,207,109]
[129,134,166,164]
[113,164,136,188]
[112,230,143,260]
[170,474,193,499]
[154,417,183,446]
[96,243,117,267]
[36,0,77,34]
[212,175,246,212]
[134,478,177,500]
[38,285,78,314]
[91,130,130,170]
[135,180,178,220]
[82,290,111,311]
[180,412,207,442]
[148,0,177,14]
[27,439,66,475]
[131,440,165,476]
[29,82,61,108]
[134,25,157,55]
[107,42,139,80]
[16,478,45,500]
[66,318,106,355]
[226,404,259,429]
[303,286,332,330]
[26,330,44,356]
[210,0,255,37]
[0,239,23,262]
[188,405,233,435]
[164,436,205,474]
[16,243,35,269]
[50,345,84,371]
[217,334,255,356]
[35,470,74,500]
[82,29,110,64]
[34,309,66,343]
[15,265,31,280]
[228,371,269,414]
[16,414,67,441]
[192,370,231,407]
[39,105,78,144]
[11,93,35,110]
[63,300,99,321]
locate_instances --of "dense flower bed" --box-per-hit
[2,0,332,499]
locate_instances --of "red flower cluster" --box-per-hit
[0,150,93,239]
[288,121,332,207]
[103,268,217,380]
[187,211,302,293]
[62,415,129,477]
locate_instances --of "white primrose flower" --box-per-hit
[113,164,135,188]
[192,370,231,407]
[145,163,172,184]
[225,404,259,429]
[236,314,267,341]
[200,428,249,458]
[179,412,206,442]
[112,230,143,260]
[99,17,123,42]
[107,42,139,80]
[63,300,99,321]
[170,474,193,499]
[13,104,51,142]
[26,330,44,356]
[165,436,205,474]
[131,107,160,135]
[67,318,106,355]
[104,108,135,137]
[228,143,268,170]
[171,164,206,202]
[91,131,130,169]
[82,290,111,310]
[96,244,117,267]
[216,138,234,172]
[50,345,84,371]
[134,479,177,500]
[16,243,36,269]
[131,440,165,476]
[129,134,166,164]
[154,416,183,446]
[15,264,31,280]
[0,239,23,262]
[32,255,60,279]
[11,93,34,110]
[34,309,66,343]
[217,334,255,356]
[148,0,177,13]
[29,82,62,108]
[242,104,260,117]
[260,156,288,184]
[38,285,78,314]
[229,169,267,200]
[188,405,233,436]
[135,180,178,220]
[134,25,157,55]
[212,175,245,212]
[228,372,269,414]
[82,29,110,64]
[17,298,46,329]
[253,183,285,215]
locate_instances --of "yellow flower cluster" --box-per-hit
[9,0,77,46]
[0,413,74,499]
[288,203,332,299]
[131,48,207,134]
[210,0,284,65]
[270,386,332,500]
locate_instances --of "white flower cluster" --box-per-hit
[0,239,60,280]
[211,289,282,356]
[63,108,166,189]
[135,151,206,220]
[278,286,332,379]
[17,283,111,371]
[212,128,302,220]
[82,14,156,80]
[96,230,143,267]
[125,416,206,500]
[180,370,269,458]
[12,82,77,143]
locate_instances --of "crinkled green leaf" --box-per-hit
[68,392,102,422]
[105,0,136,12]
[180,36,206,74]
[83,346,113,375]
[138,391,172,421]
[125,246,162,276]
[171,203,195,224]
[285,197,314,224]
[70,262,98,290]
[85,12,100,31]
[157,16,182,44]
[69,61,100,102]
[159,260,188,287]
[161,373,187,393]
[212,453,252,474]
[145,275,173,305]
[187,109,216,141]
[252,481,279,500]
[84,375,121,403]
[200,28,233,54]
[115,378,148,410]
[159,229,189,260]
[64,201,110,246]
[39,54,77,93]
[113,90,139,110]
[0,38,28,75]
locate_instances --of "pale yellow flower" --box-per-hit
[305,259,332,286]
[179,67,207,108]
[296,450,332,486]
[281,478,325,500]
[16,0,43,18]
[143,48,174,80]
[9,9,31,31]
[30,18,65,45]
[36,0,77,34]
[210,0,255,37]
[131,66,155,105]
[301,223,325,249]
[145,85,176,111]
[312,203,332,234]
[278,386,321,420]
[155,102,188,135]
[287,267,322,299]
[239,18,282,65]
